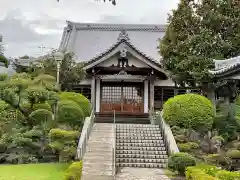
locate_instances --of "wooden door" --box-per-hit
[100,83,144,114]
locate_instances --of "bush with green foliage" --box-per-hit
[168,152,196,175]
[60,92,91,117]
[186,164,240,180]
[226,149,240,159]
[178,142,199,152]
[163,94,214,132]
[64,161,82,180]
[204,154,231,167]
[49,128,80,162]
[57,100,84,128]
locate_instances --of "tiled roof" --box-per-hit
[209,56,240,76]
[83,32,162,68]
[59,21,166,64]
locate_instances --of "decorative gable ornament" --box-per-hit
[120,47,127,58]
[117,30,130,41]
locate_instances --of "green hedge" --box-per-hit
[178,142,199,152]
[186,164,240,180]
[60,92,91,117]
[64,161,82,180]
[163,94,214,132]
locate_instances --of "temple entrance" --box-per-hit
[100,82,144,114]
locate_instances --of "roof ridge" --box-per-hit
[66,21,166,32]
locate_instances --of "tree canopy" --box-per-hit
[30,52,86,91]
[160,0,240,86]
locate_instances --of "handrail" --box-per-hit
[112,110,116,178]
[76,109,95,160]
[155,111,179,155]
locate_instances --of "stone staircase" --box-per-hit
[115,124,168,169]
[81,123,114,180]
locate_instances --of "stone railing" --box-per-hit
[151,110,179,155]
[76,109,95,160]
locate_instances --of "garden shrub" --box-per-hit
[32,103,52,111]
[216,170,240,180]
[178,142,199,152]
[163,94,214,132]
[175,134,188,143]
[58,100,84,127]
[204,154,231,167]
[186,165,240,180]
[60,92,91,117]
[29,109,53,125]
[49,128,80,162]
[64,161,82,180]
[186,167,217,180]
[168,152,196,175]
[226,149,240,159]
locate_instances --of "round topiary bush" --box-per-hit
[60,92,91,117]
[58,100,84,127]
[168,152,196,175]
[29,109,53,125]
[163,93,214,131]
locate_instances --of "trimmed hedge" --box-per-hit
[64,161,82,180]
[186,164,240,180]
[57,100,84,127]
[178,142,199,152]
[60,92,91,117]
[163,94,214,131]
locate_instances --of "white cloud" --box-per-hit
[0,0,179,57]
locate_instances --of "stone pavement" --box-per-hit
[115,167,170,180]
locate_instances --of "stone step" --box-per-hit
[116,154,168,159]
[116,133,162,137]
[116,139,165,143]
[116,124,158,127]
[116,162,167,168]
[116,136,163,140]
[116,146,166,151]
[116,142,165,147]
[82,175,113,180]
[116,158,168,163]
[116,150,167,155]
[116,130,161,133]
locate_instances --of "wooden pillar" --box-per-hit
[91,76,96,110]
[95,79,101,113]
[149,80,154,111]
[144,80,149,113]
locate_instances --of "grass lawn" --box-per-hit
[0,163,69,180]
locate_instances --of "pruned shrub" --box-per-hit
[204,154,231,167]
[226,149,240,159]
[163,94,214,132]
[216,170,240,180]
[64,161,82,180]
[186,167,217,180]
[32,103,52,111]
[29,109,53,125]
[49,128,80,162]
[58,100,84,127]
[178,142,199,152]
[168,152,196,175]
[60,92,91,117]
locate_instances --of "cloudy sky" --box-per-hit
[0,0,179,58]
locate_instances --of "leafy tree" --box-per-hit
[0,35,9,68]
[31,52,86,91]
[160,0,240,86]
